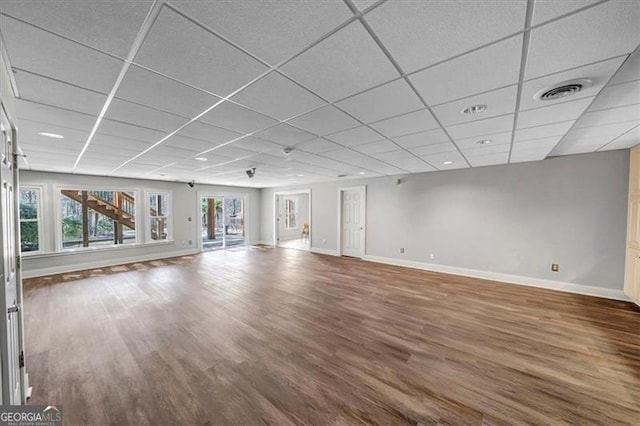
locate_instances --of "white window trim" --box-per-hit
[145,190,173,243]
[18,185,43,256]
[54,184,141,252]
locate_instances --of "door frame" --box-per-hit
[273,189,312,249]
[0,101,28,404]
[337,185,366,257]
[196,190,249,252]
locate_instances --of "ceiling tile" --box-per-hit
[369,109,439,138]
[372,151,435,173]
[352,140,398,155]
[105,99,189,132]
[169,0,352,65]
[14,71,106,116]
[322,147,365,160]
[232,136,290,155]
[468,152,509,167]
[462,142,512,158]
[420,151,469,171]
[550,141,608,156]
[393,128,450,149]
[354,0,378,11]
[287,106,359,136]
[575,104,640,128]
[280,21,400,102]
[97,119,166,143]
[253,124,316,147]
[115,65,221,117]
[454,131,512,150]
[336,79,423,124]
[411,36,522,106]
[16,100,96,132]
[88,133,153,153]
[513,136,563,152]
[514,121,575,142]
[0,0,153,57]
[565,120,638,139]
[326,126,385,147]
[517,97,594,129]
[433,85,517,127]
[199,101,277,133]
[608,51,640,86]
[519,56,625,111]
[176,121,242,145]
[17,119,89,149]
[510,148,551,163]
[134,6,268,96]
[447,114,515,140]
[409,142,458,157]
[365,0,526,73]
[346,156,407,174]
[296,138,344,154]
[231,72,325,120]
[599,126,640,151]
[531,0,601,25]
[1,16,123,92]
[588,80,640,111]
[162,134,222,154]
[526,1,640,79]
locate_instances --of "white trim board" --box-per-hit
[22,248,199,279]
[363,255,630,302]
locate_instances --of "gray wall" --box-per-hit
[20,171,261,277]
[261,150,630,290]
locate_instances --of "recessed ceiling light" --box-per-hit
[359,171,366,175]
[296,174,304,177]
[443,161,454,165]
[462,104,486,115]
[195,157,208,161]
[534,79,592,101]
[38,132,64,139]
[476,139,492,145]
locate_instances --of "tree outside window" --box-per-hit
[19,188,41,252]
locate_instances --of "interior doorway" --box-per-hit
[273,189,311,251]
[338,186,366,258]
[200,195,245,251]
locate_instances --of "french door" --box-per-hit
[201,195,245,251]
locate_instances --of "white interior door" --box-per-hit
[0,108,22,405]
[340,187,365,258]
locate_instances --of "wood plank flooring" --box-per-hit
[23,246,640,425]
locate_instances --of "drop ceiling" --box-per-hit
[0,0,638,188]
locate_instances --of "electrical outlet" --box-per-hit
[400,248,405,253]
[188,240,192,245]
[551,263,559,272]
[429,253,435,260]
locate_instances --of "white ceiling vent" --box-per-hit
[534,79,592,101]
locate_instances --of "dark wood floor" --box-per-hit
[23,246,640,425]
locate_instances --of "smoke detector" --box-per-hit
[534,79,592,101]
[282,146,294,156]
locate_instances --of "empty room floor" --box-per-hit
[23,247,640,425]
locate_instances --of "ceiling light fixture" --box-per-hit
[359,171,366,175]
[534,79,592,101]
[282,146,294,156]
[195,157,208,161]
[476,139,492,145]
[462,104,487,115]
[38,132,64,139]
[443,161,454,165]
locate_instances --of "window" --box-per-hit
[60,189,137,249]
[148,192,170,241]
[284,197,297,229]
[19,187,41,253]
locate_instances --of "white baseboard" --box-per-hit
[22,248,200,278]
[249,240,272,246]
[310,247,340,256]
[363,255,630,302]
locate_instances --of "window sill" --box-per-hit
[22,240,175,259]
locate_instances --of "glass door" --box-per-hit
[201,195,244,251]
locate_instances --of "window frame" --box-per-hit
[54,185,141,252]
[18,186,43,256]
[284,196,298,230]
[145,190,173,243]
